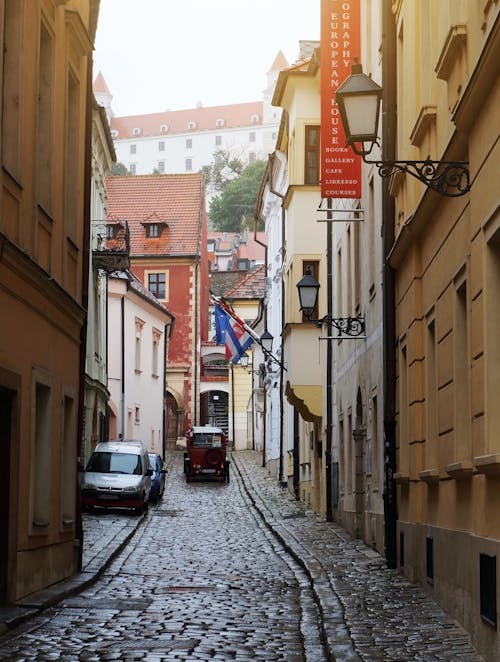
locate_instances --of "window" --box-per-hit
[61,395,75,525]
[129,163,136,174]
[152,329,161,376]
[216,118,225,127]
[64,71,80,240]
[111,130,118,138]
[32,377,52,528]
[305,125,320,185]
[426,537,434,584]
[249,131,256,142]
[160,124,168,133]
[135,319,144,372]
[185,158,193,172]
[148,272,166,299]
[37,22,54,212]
[187,121,196,129]
[132,127,141,136]
[157,161,165,174]
[248,151,256,162]
[207,239,215,251]
[106,224,117,239]
[134,405,140,424]
[130,144,136,154]
[146,224,159,238]
[251,114,259,124]
[215,135,222,146]
[158,141,165,151]
[186,138,192,149]
[2,0,22,176]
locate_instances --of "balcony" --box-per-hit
[92,221,130,272]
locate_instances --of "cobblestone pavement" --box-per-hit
[0,451,325,661]
[232,451,484,662]
[0,450,484,661]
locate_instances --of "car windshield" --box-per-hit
[192,433,222,448]
[86,452,143,475]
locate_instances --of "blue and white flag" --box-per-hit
[214,304,254,364]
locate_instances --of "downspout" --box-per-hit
[382,0,398,569]
[76,47,93,572]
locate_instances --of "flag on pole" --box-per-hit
[214,304,254,364]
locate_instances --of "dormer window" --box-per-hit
[216,118,225,127]
[160,124,168,133]
[187,121,196,130]
[141,219,168,238]
[132,127,141,136]
[250,114,259,124]
[111,130,118,138]
[146,224,159,238]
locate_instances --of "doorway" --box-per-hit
[0,386,14,603]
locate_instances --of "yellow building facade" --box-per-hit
[388,1,499,658]
[0,0,97,601]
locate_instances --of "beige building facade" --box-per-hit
[387,1,500,658]
[0,0,98,600]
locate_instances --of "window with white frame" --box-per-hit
[152,329,162,377]
[216,118,225,127]
[129,163,136,174]
[249,131,256,142]
[185,158,193,172]
[157,161,165,174]
[135,319,144,372]
[130,144,136,154]
[186,138,192,149]
[215,135,222,146]
[158,141,165,151]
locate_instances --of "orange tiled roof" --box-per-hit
[106,174,204,257]
[110,101,264,139]
[223,265,266,300]
[93,71,111,95]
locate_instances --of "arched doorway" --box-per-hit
[200,390,228,436]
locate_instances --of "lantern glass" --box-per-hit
[296,273,320,314]
[341,92,380,142]
[260,330,273,352]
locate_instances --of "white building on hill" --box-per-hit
[93,52,289,178]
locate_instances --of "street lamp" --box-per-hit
[296,268,365,338]
[260,329,274,353]
[336,62,470,197]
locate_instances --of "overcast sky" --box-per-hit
[93,0,320,117]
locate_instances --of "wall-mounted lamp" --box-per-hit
[260,329,274,353]
[296,269,365,338]
[336,62,470,197]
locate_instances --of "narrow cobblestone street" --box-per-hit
[0,451,484,661]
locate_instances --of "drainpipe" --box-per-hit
[253,210,268,468]
[382,0,398,569]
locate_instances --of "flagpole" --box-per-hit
[210,292,287,372]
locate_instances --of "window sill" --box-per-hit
[473,453,500,476]
[419,468,440,483]
[446,460,474,480]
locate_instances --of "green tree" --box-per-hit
[109,162,130,175]
[209,159,266,232]
[202,149,244,193]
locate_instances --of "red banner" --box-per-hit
[320,0,361,199]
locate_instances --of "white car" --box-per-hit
[81,439,152,514]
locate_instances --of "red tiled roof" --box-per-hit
[106,174,204,257]
[110,101,264,139]
[223,265,266,300]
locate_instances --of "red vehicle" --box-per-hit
[184,425,230,483]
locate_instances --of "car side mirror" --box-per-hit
[146,468,153,476]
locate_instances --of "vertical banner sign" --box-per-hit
[320,0,361,199]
